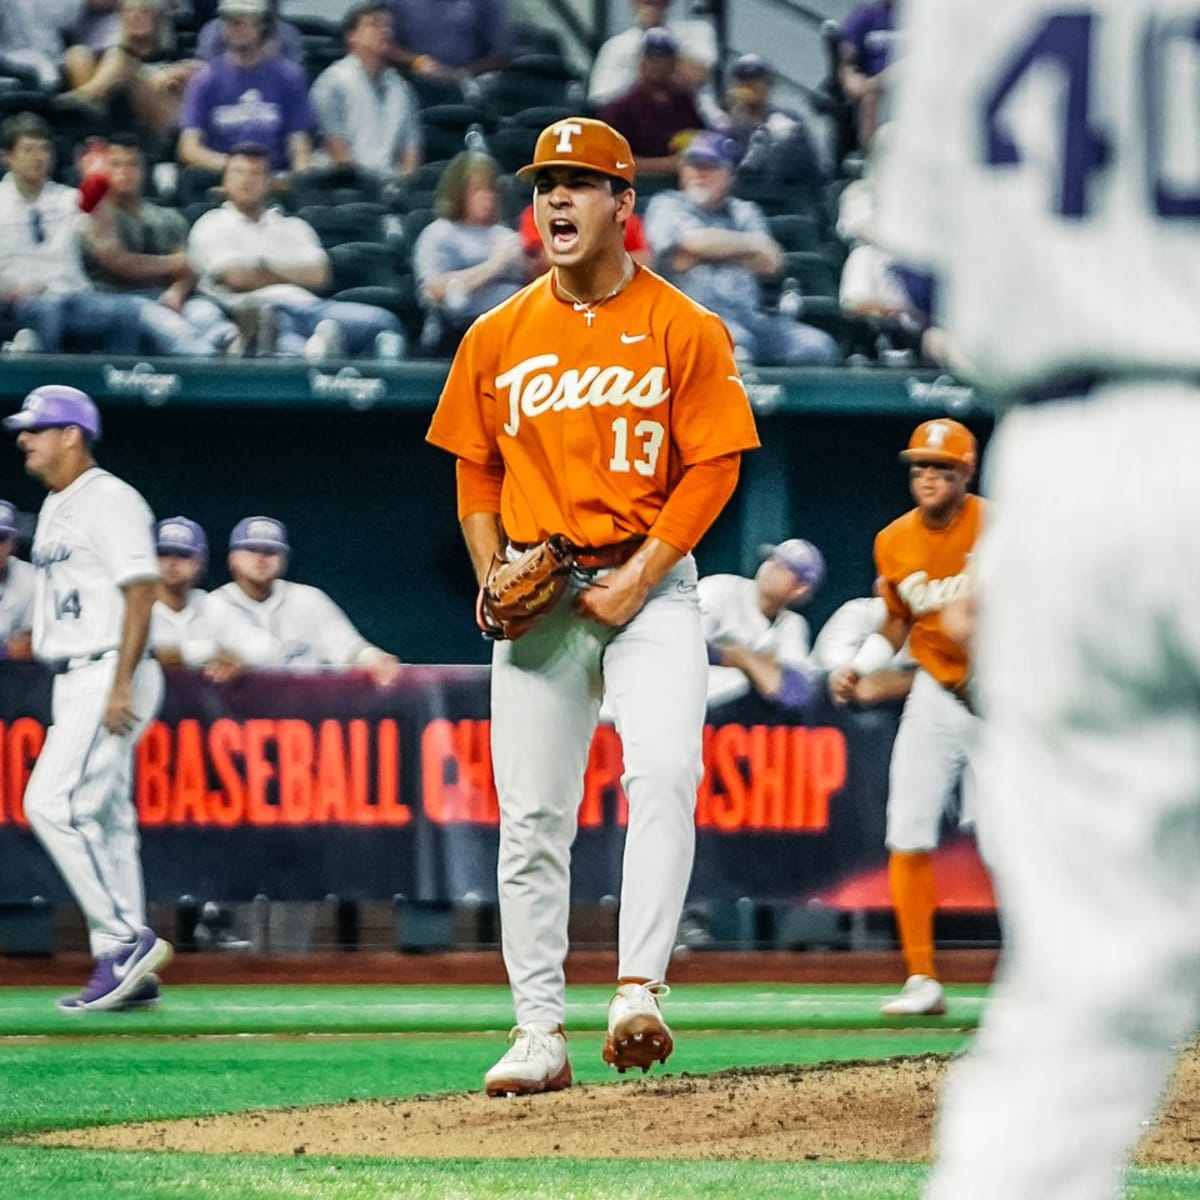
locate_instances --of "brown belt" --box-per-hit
[510,537,645,570]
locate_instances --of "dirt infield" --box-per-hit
[34,1045,1200,1164]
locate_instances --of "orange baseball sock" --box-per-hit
[888,849,938,979]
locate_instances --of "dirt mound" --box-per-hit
[33,1047,1200,1163]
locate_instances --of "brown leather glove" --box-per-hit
[477,534,575,641]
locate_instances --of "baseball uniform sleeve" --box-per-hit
[426,318,500,465]
[89,481,159,587]
[309,589,370,665]
[667,307,760,464]
[775,612,813,671]
[697,573,735,644]
[874,528,909,623]
[201,591,285,667]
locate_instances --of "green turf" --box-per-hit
[0,983,988,1038]
[0,982,1195,1199]
[0,1028,973,1135]
[2,1151,1199,1200]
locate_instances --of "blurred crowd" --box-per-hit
[0,0,927,367]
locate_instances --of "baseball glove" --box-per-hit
[477,534,575,641]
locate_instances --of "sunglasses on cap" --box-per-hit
[908,461,961,480]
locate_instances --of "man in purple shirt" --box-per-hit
[838,0,896,149]
[177,0,315,175]
[384,0,511,79]
[597,28,703,178]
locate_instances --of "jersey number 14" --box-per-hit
[54,589,82,620]
[984,10,1200,218]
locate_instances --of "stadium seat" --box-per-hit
[511,21,568,60]
[298,204,387,249]
[328,241,406,292]
[483,56,583,116]
[420,103,489,161]
[400,207,436,253]
[779,250,841,301]
[407,73,467,109]
[489,125,538,174]
[767,213,822,253]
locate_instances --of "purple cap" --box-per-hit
[760,538,825,589]
[156,516,207,558]
[230,515,289,554]
[681,130,740,168]
[731,53,774,80]
[0,500,17,538]
[642,26,678,55]
[4,385,101,440]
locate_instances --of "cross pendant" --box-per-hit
[583,308,595,327]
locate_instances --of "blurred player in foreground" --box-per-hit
[875,2,1200,1195]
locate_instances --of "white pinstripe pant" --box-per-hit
[927,386,1200,1200]
[24,657,163,958]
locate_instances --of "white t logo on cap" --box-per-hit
[925,422,949,447]
[553,122,584,153]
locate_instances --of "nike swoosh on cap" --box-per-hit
[620,332,649,344]
[615,161,631,169]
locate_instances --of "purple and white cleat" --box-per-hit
[56,929,173,1013]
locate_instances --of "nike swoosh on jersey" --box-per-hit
[620,332,649,344]
[727,375,747,391]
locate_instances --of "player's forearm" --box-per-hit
[461,511,505,588]
[115,579,156,685]
[177,129,228,173]
[677,228,780,271]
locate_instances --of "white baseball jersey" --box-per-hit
[698,573,812,707]
[150,589,221,668]
[874,0,1200,394]
[29,468,158,661]
[204,579,369,669]
[810,596,916,671]
[698,574,811,665]
[0,556,36,642]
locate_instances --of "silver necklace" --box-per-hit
[554,257,633,326]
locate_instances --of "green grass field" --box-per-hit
[2,982,1197,1199]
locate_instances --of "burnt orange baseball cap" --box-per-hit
[899,418,977,469]
[516,117,636,186]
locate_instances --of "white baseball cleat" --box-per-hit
[484,1024,571,1097]
[880,974,947,1016]
[603,981,674,1073]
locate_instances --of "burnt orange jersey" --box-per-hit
[426,265,760,547]
[875,493,986,688]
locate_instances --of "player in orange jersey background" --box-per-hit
[427,117,759,1097]
[830,417,986,1017]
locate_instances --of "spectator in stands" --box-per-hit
[177,0,316,179]
[0,111,147,354]
[597,28,704,179]
[81,133,239,354]
[384,0,512,80]
[186,142,403,359]
[195,0,303,65]
[412,150,525,356]
[150,515,243,681]
[0,0,87,91]
[837,176,913,321]
[838,0,896,150]
[699,539,824,711]
[644,131,838,366]
[588,0,717,112]
[717,54,828,191]
[0,499,35,662]
[310,3,422,181]
[517,201,652,276]
[205,515,401,686]
[810,579,917,706]
[62,0,200,140]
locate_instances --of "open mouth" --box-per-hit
[549,217,579,253]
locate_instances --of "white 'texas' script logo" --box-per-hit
[495,354,671,436]
[554,122,584,152]
[896,570,971,617]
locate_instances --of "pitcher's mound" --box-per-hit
[33,1048,1200,1163]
